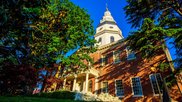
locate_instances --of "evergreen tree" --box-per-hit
[124,0,182,69]
[124,1,182,98]
[124,0,182,28]
[127,18,182,70]
[0,0,49,95]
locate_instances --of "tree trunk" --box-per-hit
[162,44,182,97]
[162,44,175,72]
[40,71,49,92]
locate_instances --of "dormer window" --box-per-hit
[110,36,114,43]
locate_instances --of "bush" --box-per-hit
[31,91,75,99]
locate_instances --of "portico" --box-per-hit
[60,68,99,93]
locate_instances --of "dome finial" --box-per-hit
[106,3,108,11]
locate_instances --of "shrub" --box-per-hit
[31,91,75,99]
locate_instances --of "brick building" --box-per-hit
[50,7,182,102]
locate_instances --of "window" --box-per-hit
[101,55,108,66]
[99,27,103,30]
[101,55,105,66]
[78,82,83,92]
[110,26,113,29]
[131,77,143,96]
[113,50,121,63]
[115,80,124,97]
[149,73,163,95]
[102,82,108,93]
[126,47,136,60]
[88,80,92,92]
[110,36,114,43]
[98,37,102,43]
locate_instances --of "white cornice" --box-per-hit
[97,39,125,52]
[94,30,121,38]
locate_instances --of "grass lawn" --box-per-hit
[0,96,76,102]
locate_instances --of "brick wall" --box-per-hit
[90,42,181,101]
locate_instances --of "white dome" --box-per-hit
[100,8,115,23]
[94,8,124,47]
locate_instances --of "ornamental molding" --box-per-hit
[94,30,121,38]
[97,39,126,52]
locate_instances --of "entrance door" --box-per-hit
[77,82,83,92]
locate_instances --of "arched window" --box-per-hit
[110,36,114,43]
[98,37,102,43]
[99,27,103,30]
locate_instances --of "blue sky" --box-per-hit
[70,0,135,38]
[70,0,176,60]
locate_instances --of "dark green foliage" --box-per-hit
[32,91,75,99]
[165,74,177,88]
[0,96,75,102]
[126,18,181,59]
[27,0,96,71]
[124,1,182,93]
[158,62,170,72]
[0,0,96,95]
[173,30,182,69]
[124,0,182,28]
[0,0,49,65]
[0,0,48,95]
[124,0,182,69]
[30,0,96,91]
[126,18,182,73]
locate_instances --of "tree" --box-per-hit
[127,18,182,101]
[0,0,96,94]
[127,18,182,70]
[27,0,96,91]
[124,0,182,28]
[0,62,37,95]
[124,0,182,99]
[0,0,49,95]
[27,0,96,68]
[124,0,182,70]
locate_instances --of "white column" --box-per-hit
[72,75,77,91]
[53,83,57,91]
[83,81,86,92]
[85,72,89,93]
[63,78,67,89]
[95,77,98,94]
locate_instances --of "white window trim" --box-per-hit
[113,51,121,64]
[101,55,105,66]
[101,81,108,93]
[126,48,136,60]
[115,79,124,98]
[149,73,163,96]
[131,77,144,97]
